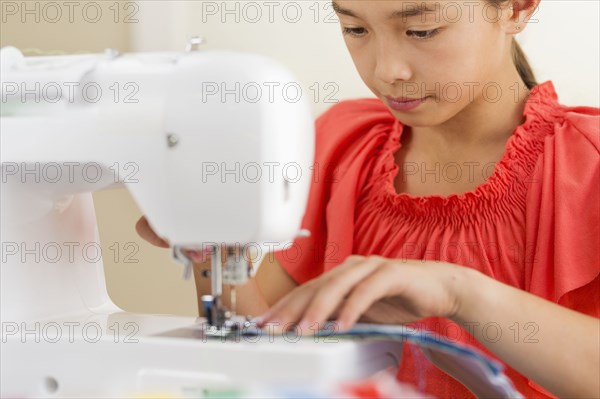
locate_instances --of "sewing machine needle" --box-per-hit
[183,261,193,280]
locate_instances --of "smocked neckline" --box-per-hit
[373,80,564,225]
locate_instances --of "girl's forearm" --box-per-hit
[452,268,600,398]
[193,261,269,318]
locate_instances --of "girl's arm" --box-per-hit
[454,268,599,399]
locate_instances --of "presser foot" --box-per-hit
[200,294,257,333]
[199,314,259,338]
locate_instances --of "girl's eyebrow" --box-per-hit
[331,1,439,21]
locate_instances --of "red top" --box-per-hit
[274,81,600,398]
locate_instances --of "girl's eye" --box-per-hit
[406,29,440,40]
[342,27,367,38]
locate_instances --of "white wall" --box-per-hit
[132,0,374,117]
[132,0,599,110]
[517,0,600,106]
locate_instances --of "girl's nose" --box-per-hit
[374,42,413,84]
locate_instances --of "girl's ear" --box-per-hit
[508,0,542,33]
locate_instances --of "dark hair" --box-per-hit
[511,39,538,90]
[489,0,539,89]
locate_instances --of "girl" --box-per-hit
[137,0,599,397]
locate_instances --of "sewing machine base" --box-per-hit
[1,312,403,397]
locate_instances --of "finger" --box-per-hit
[299,257,384,329]
[328,300,346,320]
[135,216,170,248]
[336,265,399,330]
[259,256,367,327]
[258,284,315,327]
[185,249,211,263]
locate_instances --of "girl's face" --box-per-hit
[334,0,516,127]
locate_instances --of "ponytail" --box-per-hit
[511,38,538,90]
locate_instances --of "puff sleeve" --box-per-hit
[524,106,600,316]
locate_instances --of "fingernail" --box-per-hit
[258,310,271,320]
[188,250,206,263]
[256,312,277,327]
[297,320,310,331]
[336,319,349,332]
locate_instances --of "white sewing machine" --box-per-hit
[0,45,403,397]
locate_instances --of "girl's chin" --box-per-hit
[389,109,445,127]
[389,101,460,127]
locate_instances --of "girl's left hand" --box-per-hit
[257,255,468,332]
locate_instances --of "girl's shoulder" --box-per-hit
[523,83,599,309]
[559,106,600,153]
[526,80,599,152]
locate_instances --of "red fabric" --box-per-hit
[274,81,600,398]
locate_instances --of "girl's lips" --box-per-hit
[386,96,428,111]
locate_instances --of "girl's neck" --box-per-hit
[392,70,532,197]
[409,72,530,157]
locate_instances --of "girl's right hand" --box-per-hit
[135,215,208,263]
[135,215,170,248]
